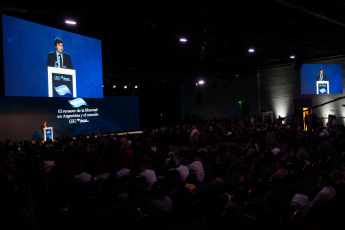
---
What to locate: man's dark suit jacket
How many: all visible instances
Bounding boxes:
[46,52,73,69]
[316,74,327,81]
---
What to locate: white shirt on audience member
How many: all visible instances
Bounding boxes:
[176,164,189,181]
[188,160,204,182]
[117,168,130,178]
[140,169,157,190]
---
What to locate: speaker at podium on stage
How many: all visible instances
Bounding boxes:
[41,121,53,141]
[46,37,76,98]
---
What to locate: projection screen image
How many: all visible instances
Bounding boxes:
[2,14,103,98]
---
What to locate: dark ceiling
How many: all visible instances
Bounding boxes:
[2,0,345,85]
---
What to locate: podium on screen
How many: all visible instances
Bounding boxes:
[316,81,329,94]
[47,66,76,97]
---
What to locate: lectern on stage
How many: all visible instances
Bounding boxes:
[47,66,76,97]
[43,127,53,141]
[316,81,329,94]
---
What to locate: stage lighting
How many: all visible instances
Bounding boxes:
[278,115,285,122]
[124,85,128,89]
[248,48,255,53]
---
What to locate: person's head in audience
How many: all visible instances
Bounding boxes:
[178,157,187,166]
[212,177,224,188]
[156,184,169,199]
[167,151,178,163]
[330,169,343,183]
[168,159,177,169]
[263,190,281,209]
[117,192,130,205]
[221,201,239,218]
[318,173,333,188]
[139,161,149,172]
[206,145,213,152]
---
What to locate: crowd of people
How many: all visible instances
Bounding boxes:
[1,114,345,229]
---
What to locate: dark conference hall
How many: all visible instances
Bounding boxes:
[1,1,345,229]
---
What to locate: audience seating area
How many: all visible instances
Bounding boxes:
[1,116,345,230]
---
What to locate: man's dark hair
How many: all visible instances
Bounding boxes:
[54,37,63,47]
[320,173,332,185]
[168,159,176,168]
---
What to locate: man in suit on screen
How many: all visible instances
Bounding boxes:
[46,37,73,70]
[316,68,327,81]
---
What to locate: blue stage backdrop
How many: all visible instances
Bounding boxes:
[300,63,343,95]
[2,14,103,98]
[0,96,140,142]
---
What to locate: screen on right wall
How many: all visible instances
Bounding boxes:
[300,63,343,95]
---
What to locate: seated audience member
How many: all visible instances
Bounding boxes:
[49,186,89,230]
[176,158,189,182]
[200,177,230,214]
[219,201,253,229]
[254,190,285,229]
[165,151,178,166]
[246,138,260,153]
[271,159,290,185]
[93,169,110,183]
[329,169,345,205]
[308,173,337,212]
[280,185,310,219]
[185,173,198,193]
[73,161,92,184]
[139,162,157,190]
[222,144,240,170]
[148,184,173,228]
[188,156,205,182]
[294,147,311,172]
[163,159,181,190]
[270,143,281,159]
[108,192,140,230]
[304,173,338,229]
[116,161,131,179]
[170,178,194,222]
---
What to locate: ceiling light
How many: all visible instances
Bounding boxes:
[290,55,296,59]
[134,85,138,89]
[248,48,255,53]
[112,85,116,88]
[179,37,188,43]
[124,85,128,89]
[65,20,77,25]
[198,80,205,85]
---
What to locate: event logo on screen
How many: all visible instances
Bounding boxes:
[54,85,72,96]
[68,98,88,108]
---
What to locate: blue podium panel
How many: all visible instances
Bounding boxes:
[44,127,53,141]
